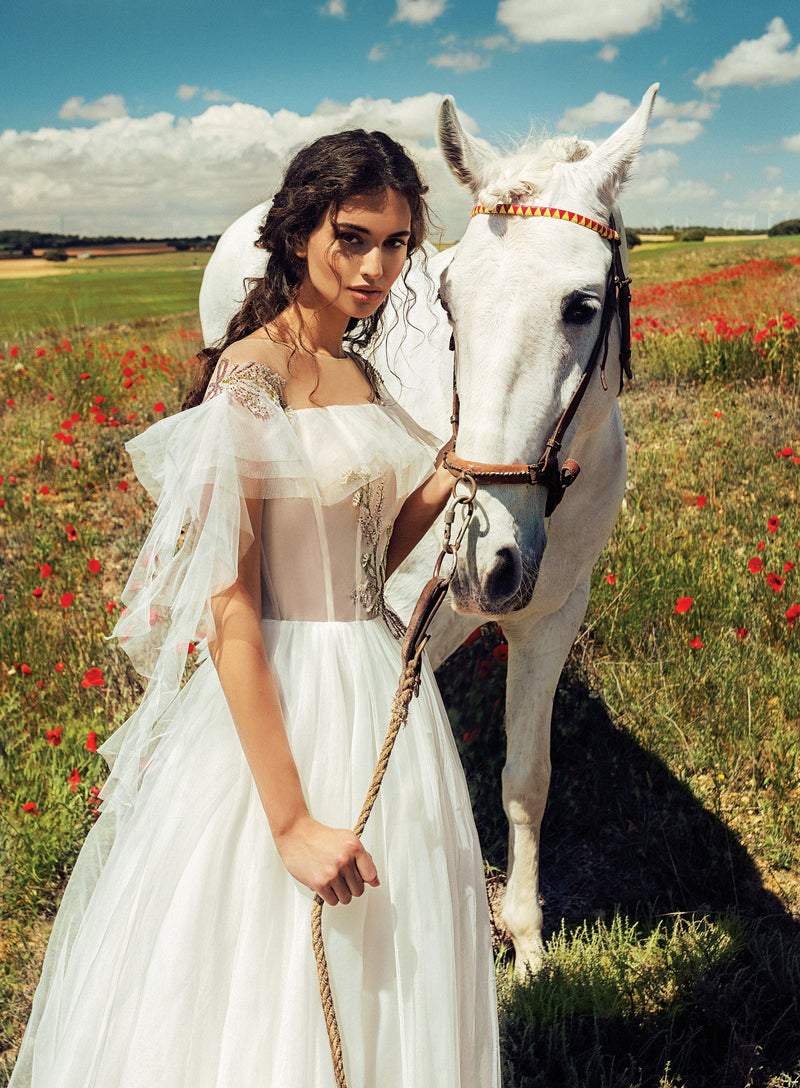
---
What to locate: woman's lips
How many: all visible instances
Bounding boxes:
[348,285,383,302]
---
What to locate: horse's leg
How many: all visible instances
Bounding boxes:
[501,574,591,973]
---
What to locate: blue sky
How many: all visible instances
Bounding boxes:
[3,0,800,237]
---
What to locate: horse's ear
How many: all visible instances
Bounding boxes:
[581,83,659,207]
[437,96,494,197]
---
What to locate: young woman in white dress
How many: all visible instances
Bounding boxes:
[11,129,500,1087]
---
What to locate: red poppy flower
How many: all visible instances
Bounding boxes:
[32,586,43,598]
[766,572,785,593]
[712,410,722,418]
[21,663,32,675]
[786,604,800,626]
[606,574,616,585]
[748,557,764,573]
[767,517,780,533]
[778,446,794,458]
[674,596,694,614]
[10,346,19,357]
[40,563,53,577]
[38,485,50,495]
[757,541,765,551]
[106,600,116,612]
[688,636,705,648]
[67,768,81,791]
[81,667,104,688]
[696,494,707,508]
[60,592,74,608]
[65,524,78,540]
[46,726,63,746]
[21,801,39,814]
[462,728,481,744]
[55,660,65,673]
[492,644,509,664]
[71,460,80,469]
[87,558,101,573]
[735,627,749,640]
[785,562,796,573]
[118,480,129,492]
[86,731,99,752]
[153,402,165,413]
[188,641,196,653]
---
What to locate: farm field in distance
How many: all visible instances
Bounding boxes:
[1,236,799,1087]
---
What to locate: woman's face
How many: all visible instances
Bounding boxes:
[296,189,412,325]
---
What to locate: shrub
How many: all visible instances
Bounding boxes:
[625,228,642,249]
[677,228,706,243]
[42,249,68,262]
[768,218,800,237]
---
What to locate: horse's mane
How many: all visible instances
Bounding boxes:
[475,133,598,208]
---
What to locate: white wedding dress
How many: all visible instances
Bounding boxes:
[10,357,500,1087]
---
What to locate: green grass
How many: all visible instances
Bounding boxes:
[0,252,210,341]
[2,238,800,1086]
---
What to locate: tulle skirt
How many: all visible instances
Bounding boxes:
[11,618,500,1087]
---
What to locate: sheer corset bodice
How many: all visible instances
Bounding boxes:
[260,405,403,623]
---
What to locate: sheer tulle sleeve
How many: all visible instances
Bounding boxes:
[99,366,310,817]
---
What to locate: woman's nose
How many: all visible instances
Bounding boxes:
[361,245,383,279]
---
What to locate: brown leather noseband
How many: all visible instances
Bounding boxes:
[441,210,632,517]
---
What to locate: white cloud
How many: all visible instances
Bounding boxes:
[428,51,490,73]
[596,44,619,62]
[619,148,717,223]
[695,17,800,89]
[202,89,236,103]
[497,0,685,43]
[648,118,704,144]
[477,34,512,50]
[763,165,783,180]
[557,92,713,147]
[177,85,200,101]
[783,133,800,152]
[320,0,346,16]
[393,0,447,25]
[0,95,479,237]
[368,43,387,61]
[177,85,234,104]
[58,94,127,121]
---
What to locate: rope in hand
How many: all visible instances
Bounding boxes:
[310,473,476,1088]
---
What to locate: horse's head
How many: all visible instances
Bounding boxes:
[437,85,658,616]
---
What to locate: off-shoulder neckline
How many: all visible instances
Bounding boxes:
[222,354,384,412]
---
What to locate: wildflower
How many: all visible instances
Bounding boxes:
[86,731,99,752]
[778,446,794,458]
[784,562,796,573]
[188,641,196,653]
[81,667,104,688]
[748,557,764,573]
[606,574,616,585]
[40,563,53,577]
[87,558,101,574]
[38,485,50,495]
[118,480,129,492]
[712,410,722,418]
[757,541,766,551]
[736,627,749,640]
[688,637,705,648]
[71,460,80,469]
[46,726,63,746]
[767,517,780,533]
[60,592,74,608]
[55,660,65,673]
[21,663,32,675]
[106,600,116,613]
[32,587,43,598]
[786,604,800,626]
[674,596,694,614]
[766,573,785,593]
[67,768,81,792]
[696,494,707,508]
[65,524,78,540]
[21,801,39,815]
[153,402,165,413]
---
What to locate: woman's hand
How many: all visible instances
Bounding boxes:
[274,814,380,906]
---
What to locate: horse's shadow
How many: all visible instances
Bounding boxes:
[437,647,800,1088]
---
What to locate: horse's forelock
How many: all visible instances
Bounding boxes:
[475,134,597,208]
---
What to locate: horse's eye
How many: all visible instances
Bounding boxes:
[562,295,599,326]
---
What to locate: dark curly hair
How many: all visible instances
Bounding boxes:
[183,129,431,409]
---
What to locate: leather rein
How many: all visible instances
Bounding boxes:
[441,206,633,517]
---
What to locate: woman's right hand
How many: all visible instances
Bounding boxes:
[274,814,380,906]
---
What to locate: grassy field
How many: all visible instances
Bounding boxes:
[1,238,799,1086]
[0,252,210,342]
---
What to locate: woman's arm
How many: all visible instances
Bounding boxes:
[210,496,379,906]
[386,462,453,579]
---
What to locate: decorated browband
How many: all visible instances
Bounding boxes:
[471,204,620,243]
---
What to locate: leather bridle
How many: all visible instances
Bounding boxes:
[440,207,633,517]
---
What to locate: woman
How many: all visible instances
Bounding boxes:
[11,129,500,1087]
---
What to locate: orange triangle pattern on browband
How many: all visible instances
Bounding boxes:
[471,204,620,242]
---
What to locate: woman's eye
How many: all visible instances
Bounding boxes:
[562,295,599,326]
[385,238,408,250]
[337,232,363,246]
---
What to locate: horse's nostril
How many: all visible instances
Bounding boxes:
[484,547,520,602]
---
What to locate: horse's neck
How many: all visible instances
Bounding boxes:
[368,247,456,441]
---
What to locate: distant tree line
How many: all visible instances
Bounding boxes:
[0,230,220,256]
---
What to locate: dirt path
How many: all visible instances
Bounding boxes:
[0,259,71,280]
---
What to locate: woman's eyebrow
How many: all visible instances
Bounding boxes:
[336,221,412,238]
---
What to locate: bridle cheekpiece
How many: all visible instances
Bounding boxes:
[441,204,632,517]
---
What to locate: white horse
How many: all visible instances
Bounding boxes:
[199,84,658,971]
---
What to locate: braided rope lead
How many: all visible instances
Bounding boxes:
[310,653,424,1088]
